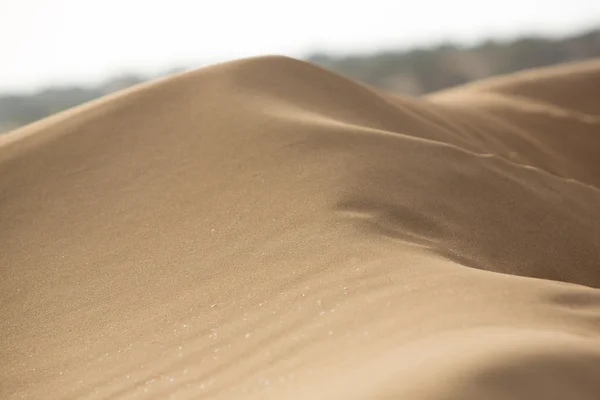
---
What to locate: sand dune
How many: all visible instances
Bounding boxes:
[1,56,600,399]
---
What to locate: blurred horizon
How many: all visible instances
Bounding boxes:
[2,25,600,135]
[2,23,600,97]
[2,0,600,93]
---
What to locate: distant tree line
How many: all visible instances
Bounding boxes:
[0,75,145,133]
[307,28,600,94]
[1,28,599,134]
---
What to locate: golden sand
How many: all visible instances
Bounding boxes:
[2,56,600,399]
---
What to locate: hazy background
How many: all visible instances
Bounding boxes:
[1,0,599,133]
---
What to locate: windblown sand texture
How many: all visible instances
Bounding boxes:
[2,56,600,399]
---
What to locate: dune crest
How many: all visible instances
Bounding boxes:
[2,56,600,399]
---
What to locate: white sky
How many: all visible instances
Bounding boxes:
[1,0,599,92]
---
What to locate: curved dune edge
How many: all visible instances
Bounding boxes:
[1,56,600,399]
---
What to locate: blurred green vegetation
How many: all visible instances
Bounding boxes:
[307,29,600,94]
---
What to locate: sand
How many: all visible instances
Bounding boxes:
[1,56,600,399]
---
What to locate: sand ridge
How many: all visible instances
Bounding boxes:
[1,56,600,399]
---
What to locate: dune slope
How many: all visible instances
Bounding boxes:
[1,56,600,399]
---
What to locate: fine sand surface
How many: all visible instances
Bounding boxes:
[2,56,600,399]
